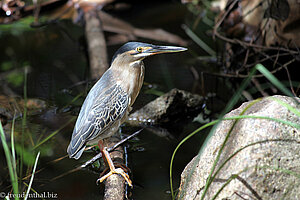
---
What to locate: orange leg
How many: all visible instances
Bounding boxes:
[97,140,132,187]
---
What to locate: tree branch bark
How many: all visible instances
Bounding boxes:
[84,9,109,79]
[103,136,126,200]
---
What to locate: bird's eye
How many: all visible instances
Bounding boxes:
[136,47,143,53]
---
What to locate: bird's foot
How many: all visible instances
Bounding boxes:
[96,167,133,187]
[100,163,131,177]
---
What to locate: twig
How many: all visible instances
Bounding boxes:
[283,60,297,96]
[213,0,239,40]
[242,36,254,68]
[251,77,269,97]
[40,129,143,184]
[80,129,143,168]
[214,30,298,54]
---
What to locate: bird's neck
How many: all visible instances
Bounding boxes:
[111,60,145,106]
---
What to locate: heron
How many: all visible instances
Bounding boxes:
[67,41,187,186]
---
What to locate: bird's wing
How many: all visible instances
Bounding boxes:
[67,81,129,159]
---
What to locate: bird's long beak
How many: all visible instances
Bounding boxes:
[146,45,187,55]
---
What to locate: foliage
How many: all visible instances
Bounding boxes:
[0,68,65,199]
[0,17,35,36]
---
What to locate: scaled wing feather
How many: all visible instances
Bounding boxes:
[67,75,129,159]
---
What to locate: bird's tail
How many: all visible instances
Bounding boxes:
[67,144,85,160]
[67,134,86,160]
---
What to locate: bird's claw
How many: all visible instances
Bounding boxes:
[96,167,133,187]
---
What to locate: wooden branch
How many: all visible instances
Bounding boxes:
[84,9,109,79]
[103,136,125,200]
[99,10,187,46]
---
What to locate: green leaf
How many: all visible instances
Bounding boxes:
[1,62,13,71]
[6,71,24,87]
[15,144,36,166]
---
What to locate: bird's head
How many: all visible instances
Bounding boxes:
[111,42,187,66]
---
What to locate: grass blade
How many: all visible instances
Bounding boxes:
[0,122,19,200]
[33,117,75,149]
[10,112,19,194]
[20,67,29,185]
[24,151,40,200]
[182,24,216,57]
[256,64,294,97]
[270,97,300,117]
